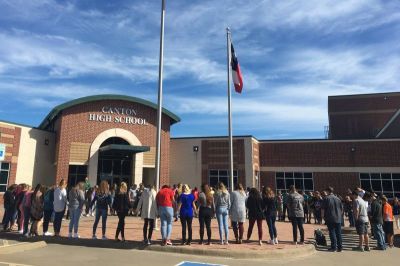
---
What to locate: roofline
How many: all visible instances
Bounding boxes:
[171,135,257,140]
[258,138,400,143]
[0,119,35,129]
[38,94,181,129]
[328,91,400,99]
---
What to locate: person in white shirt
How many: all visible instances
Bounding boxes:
[53,179,68,237]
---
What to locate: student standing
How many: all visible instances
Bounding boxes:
[321,187,343,252]
[351,190,370,251]
[369,193,386,250]
[262,187,278,245]
[22,186,33,237]
[113,182,130,242]
[287,185,305,245]
[197,184,214,245]
[53,179,68,237]
[178,184,196,245]
[156,185,175,246]
[91,180,112,240]
[230,184,246,244]
[2,184,17,231]
[392,197,400,230]
[43,185,54,236]
[246,188,264,245]
[30,184,44,237]
[214,182,231,245]
[137,185,157,245]
[68,182,85,238]
[382,196,394,248]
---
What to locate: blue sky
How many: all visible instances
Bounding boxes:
[0,0,399,139]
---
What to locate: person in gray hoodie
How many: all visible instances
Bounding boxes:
[287,185,305,244]
[68,182,85,238]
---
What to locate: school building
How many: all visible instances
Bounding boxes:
[1,92,400,197]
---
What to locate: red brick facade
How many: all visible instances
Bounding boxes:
[201,139,246,186]
[48,100,172,186]
[259,140,400,167]
[0,124,21,186]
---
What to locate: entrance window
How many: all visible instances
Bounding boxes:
[68,165,87,188]
[0,162,10,192]
[209,169,238,190]
[97,137,133,187]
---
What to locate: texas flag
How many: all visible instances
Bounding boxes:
[231,43,243,93]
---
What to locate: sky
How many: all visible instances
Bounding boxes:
[0,0,399,139]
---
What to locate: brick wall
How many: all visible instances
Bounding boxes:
[0,123,21,186]
[259,140,400,167]
[50,100,171,185]
[201,139,246,186]
[313,172,359,196]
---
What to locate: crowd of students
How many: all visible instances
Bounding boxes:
[1,179,399,250]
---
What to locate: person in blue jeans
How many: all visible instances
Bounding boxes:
[156,185,175,246]
[321,187,343,252]
[91,181,112,240]
[214,182,231,245]
[262,187,278,245]
[68,182,85,238]
[43,186,54,236]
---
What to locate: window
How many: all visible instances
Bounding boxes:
[68,165,88,187]
[359,173,400,199]
[275,172,314,193]
[0,162,10,192]
[209,169,238,190]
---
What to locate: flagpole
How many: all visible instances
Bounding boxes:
[226,27,234,192]
[155,0,166,192]
[154,0,166,230]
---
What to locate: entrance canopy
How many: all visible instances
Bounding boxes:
[99,144,150,154]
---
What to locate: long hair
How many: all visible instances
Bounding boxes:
[262,186,275,198]
[201,183,213,206]
[249,187,261,200]
[99,180,109,194]
[59,179,67,189]
[119,182,128,194]
[235,183,245,196]
[31,184,43,203]
[218,182,228,194]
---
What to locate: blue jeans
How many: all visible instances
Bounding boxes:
[373,223,386,249]
[43,209,53,233]
[266,215,277,240]
[216,207,229,241]
[327,222,342,250]
[3,208,16,230]
[53,211,64,234]
[93,208,108,236]
[159,206,173,240]
[69,208,82,234]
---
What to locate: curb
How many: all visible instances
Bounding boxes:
[145,244,315,259]
[0,241,47,255]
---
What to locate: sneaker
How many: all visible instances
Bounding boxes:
[44,231,53,236]
[23,233,30,238]
[143,239,148,245]
[352,246,364,252]
[166,240,172,246]
[73,233,80,239]
[220,240,224,245]
[147,239,151,245]
[259,240,263,246]
[274,238,279,244]
[92,235,97,240]
[102,236,108,240]
[328,248,337,252]
[18,230,23,234]
[68,233,73,238]
[268,239,275,245]
[364,246,370,252]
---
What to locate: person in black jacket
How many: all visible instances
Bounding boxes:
[113,182,130,242]
[3,184,17,231]
[246,187,265,245]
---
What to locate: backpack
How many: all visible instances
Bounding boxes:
[314,229,327,246]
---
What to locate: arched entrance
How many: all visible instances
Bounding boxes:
[97,137,133,187]
[88,128,147,186]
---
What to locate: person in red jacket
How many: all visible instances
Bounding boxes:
[156,185,175,246]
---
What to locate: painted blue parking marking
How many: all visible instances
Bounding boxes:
[176,262,226,266]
